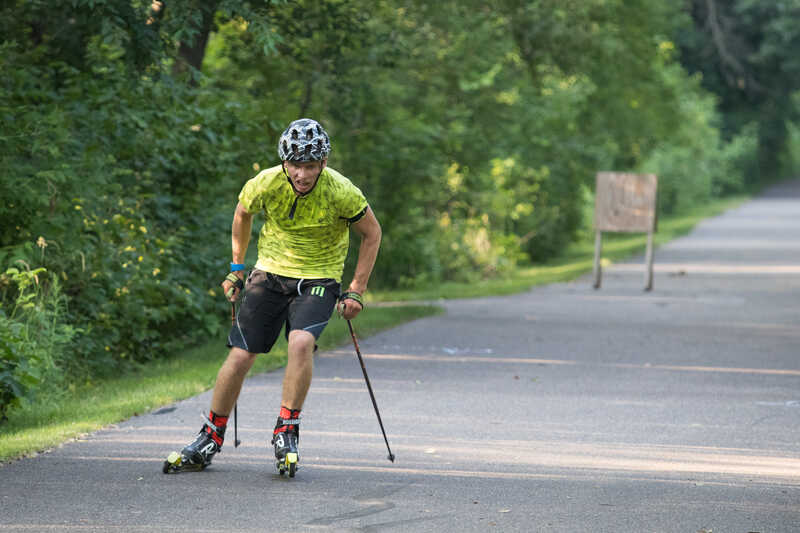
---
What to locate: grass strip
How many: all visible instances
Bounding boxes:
[0,305,440,462]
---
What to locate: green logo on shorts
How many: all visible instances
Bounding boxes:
[310,286,325,298]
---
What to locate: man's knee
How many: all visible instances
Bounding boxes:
[227,347,257,369]
[288,330,316,357]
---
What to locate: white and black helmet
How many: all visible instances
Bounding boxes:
[277,118,331,162]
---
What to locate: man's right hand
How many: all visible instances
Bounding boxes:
[222,272,245,302]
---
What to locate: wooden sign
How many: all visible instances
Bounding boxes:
[593,172,658,291]
[594,172,657,232]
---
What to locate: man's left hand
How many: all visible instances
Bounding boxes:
[338,291,364,320]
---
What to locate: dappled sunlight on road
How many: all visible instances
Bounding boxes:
[68,435,800,484]
[660,239,800,250]
[322,350,577,366]
[610,263,800,274]
[323,350,800,377]
[80,424,800,484]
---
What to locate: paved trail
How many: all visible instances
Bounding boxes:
[2,182,800,532]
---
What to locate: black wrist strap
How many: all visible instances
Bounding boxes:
[339,291,364,308]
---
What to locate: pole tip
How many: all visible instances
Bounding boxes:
[388,453,395,463]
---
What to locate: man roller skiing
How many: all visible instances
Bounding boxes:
[163,118,381,476]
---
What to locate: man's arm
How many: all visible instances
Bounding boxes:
[222,202,254,301]
[340,206,381,319]
[231,202,253,266]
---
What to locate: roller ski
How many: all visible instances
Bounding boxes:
[272,413,300,477]
[163,414,226,474]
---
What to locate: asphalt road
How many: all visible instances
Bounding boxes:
[2,182,800,532]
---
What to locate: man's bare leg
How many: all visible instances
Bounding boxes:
[164,347,257,472]
[271,330,315,474]
[281,330,316,409]
[210,347,258,416]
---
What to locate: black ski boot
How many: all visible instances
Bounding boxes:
[271,416,300,477]
[163,421,225,474]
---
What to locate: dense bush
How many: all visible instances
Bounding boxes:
[0,39,250,383]
[0,267,76,419]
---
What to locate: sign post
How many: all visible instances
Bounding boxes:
[593,172,658,291]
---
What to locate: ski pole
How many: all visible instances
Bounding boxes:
[231,301,241,448]
[234,404,240,447]
[347,319,395,463]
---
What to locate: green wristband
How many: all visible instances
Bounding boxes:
[224,272,244,298]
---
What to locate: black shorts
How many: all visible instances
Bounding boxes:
[227,270,340,354]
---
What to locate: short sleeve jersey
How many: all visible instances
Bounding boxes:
[238,165,368,282]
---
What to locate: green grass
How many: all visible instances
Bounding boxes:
[0,305,440,462]
[0,195,747,463]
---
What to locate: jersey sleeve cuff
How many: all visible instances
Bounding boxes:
[344,206,368,223]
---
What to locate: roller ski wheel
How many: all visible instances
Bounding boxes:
[162,451,205,474]
[272,415,300,478]
[162,423,223,474]
[277,452,299,478]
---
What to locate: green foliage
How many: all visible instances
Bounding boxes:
[0,310,39,421]
[679,0,800,180]
[637,66,758,214]
[0,266,76,419]
[0,17,253,386]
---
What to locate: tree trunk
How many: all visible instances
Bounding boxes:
[173,1,220,83]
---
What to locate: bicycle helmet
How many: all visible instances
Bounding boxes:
[277,118,331,162]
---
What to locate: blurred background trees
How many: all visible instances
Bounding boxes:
[679,0,800,184]
[2,0,798,416]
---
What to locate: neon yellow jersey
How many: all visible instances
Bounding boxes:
[238,165,368,282]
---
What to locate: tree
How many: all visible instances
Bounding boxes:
[679,0,800,181]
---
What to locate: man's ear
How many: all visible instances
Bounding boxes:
[320,158,328,171]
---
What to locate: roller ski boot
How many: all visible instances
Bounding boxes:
[163,415,226,474]
[272,414,300,477]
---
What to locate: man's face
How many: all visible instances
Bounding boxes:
[284,159,326,195]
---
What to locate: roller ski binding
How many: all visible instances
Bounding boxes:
[162,419,224,474]
[272,415,300,478]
